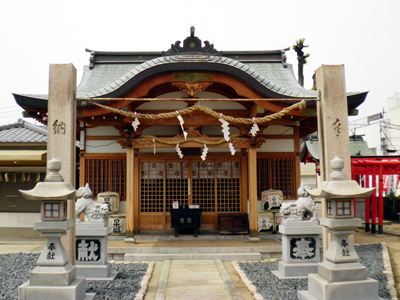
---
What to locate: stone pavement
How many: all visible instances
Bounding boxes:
[3,224,400,299]
[153,259,244,300]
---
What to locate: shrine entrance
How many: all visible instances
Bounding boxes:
[138,157,241,231]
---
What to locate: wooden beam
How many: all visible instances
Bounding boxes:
[135,109,250,116]
[86,136,121,140]
[83,97,316,102]
[255,100,316,116]
[135,116,300,127]
[133,137,251,149]
[248,104,261,118]
[262,135,295,140]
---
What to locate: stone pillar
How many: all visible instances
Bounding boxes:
[47,63,77,264]
[248,146,259,239]
[125,146,135,243]
[316,65,351,179]
[316,65,351,252]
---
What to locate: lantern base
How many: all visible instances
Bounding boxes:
[19,277,95,300]
[298,273,384,300]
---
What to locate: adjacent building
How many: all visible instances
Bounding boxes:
[0,119,46,238]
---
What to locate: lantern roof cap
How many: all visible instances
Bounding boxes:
[19,157,77,201]
[307,156,374,198]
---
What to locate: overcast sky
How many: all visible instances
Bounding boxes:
[1,0,399,126]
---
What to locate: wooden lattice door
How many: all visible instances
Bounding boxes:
[139,158,241,230]
[165,162,189,211]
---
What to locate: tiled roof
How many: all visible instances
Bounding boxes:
[75,55,317,100]
[0,119,47,143]
[301,135,376,162]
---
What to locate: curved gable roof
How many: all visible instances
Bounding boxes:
[76,54,317,100]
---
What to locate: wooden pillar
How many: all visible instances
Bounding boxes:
[241,150,248,214]
[79,152,85,187]
[134,149,139,231]
[371,175,377,234]
[294,127,301,190]
[316,65,351,253]
[125,146,135,243]
[378,166,384,235]
[352,172,357,218]
[47,63,77,264]
[248,146,258,238]
[365,174,370,232]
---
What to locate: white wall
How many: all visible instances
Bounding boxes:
[85,140,126,154]
[0,212,40,228]
[263,126,294,135]
[387,108,400,153]
[142,126,180,136]
[300,163,318,190]
[85,126,125,154]
[86,126,120,136]
[259,139,294,152]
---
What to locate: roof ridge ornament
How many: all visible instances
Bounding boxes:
[162,26,222,56]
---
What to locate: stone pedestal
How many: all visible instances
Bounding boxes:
[272,220,322,278]
[18,220,95,300]
[75,223,117,280]
[298,219,383,300]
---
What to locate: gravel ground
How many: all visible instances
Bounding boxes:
[239,243,391,300]
[0,252,148,300]
[0,244,392,300]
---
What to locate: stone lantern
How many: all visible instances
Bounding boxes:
[18,157,94,300]
[298,156,383,300]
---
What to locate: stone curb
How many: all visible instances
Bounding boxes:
[380,242,399,300]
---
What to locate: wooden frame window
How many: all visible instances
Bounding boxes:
[216,161,240,213]
[327,200,333,215]
[192,161,215,212]
[141,162,165,213]
[256,153,297,199]
[336,201,352,216]
[44,203,60,219]
[84,155,126,201]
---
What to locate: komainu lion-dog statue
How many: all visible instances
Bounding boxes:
[280,183,319,221]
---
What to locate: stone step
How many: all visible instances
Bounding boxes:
[124,252,262,262]
[110,245,280,254]
[108,245,281,260]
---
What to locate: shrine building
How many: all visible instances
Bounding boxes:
[12,28,367,237]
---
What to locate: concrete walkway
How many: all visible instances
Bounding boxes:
[154,259,243,300]
[0,238,45,254]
